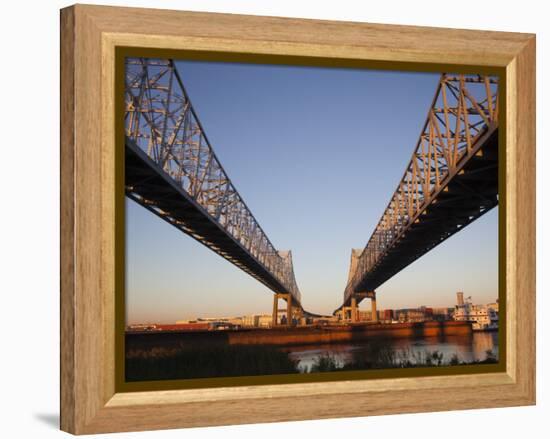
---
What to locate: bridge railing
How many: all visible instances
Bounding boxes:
[125,58,301,303]
[344,74,499,303]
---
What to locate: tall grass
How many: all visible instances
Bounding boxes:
[126,344,299,381]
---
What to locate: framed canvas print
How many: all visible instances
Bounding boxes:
[60,4,536,434]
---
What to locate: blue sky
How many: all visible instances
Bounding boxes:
[126,60,498,324]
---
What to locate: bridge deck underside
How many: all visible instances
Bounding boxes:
[125,140,296,301]
[349,128,499,304]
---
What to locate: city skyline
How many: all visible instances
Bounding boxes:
[126,60,498,324]
[127,280,497,323]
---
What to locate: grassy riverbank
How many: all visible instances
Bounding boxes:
[126,339,498,381]
[126,344,299,381]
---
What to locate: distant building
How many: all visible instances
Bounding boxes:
[419,306,434,320]
[227,317,244,327]
[406,309,425,323]
[242,314,261,327]
[258,315,273,327]
[431,307,452,321]
[358,310,372,321]
[241,314,273,328]
[381,309,394,322]
[453,293,498,331]
[158,323,210,331]
[175,317,242,330]
[394,308,426,323]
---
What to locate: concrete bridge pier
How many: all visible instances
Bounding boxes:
[286,294,293,326]
[366,291,378,323]
[351,296,358,323]
[272,293,278,327]
[343,291,377,323]
[294,306,305,325]
[340,306,352,322]
[272,293,294,327]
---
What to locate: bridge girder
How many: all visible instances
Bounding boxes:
[125,58,302,305]
[339,73,499,310]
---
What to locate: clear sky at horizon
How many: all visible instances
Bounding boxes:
[126,60,498,324]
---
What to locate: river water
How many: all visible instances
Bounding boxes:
[281,331,499,371]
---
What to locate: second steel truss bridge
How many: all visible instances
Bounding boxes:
[125,58,305,322]
[337,74,499,322]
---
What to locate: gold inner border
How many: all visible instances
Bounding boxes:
[115,47,507,393]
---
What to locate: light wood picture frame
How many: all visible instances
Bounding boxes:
[60,4,536,434]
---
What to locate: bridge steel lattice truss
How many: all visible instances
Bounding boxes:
[338,74,499,318]
[124,58,303,313]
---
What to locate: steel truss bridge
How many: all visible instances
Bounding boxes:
[337,74,499,322]
[124,58,305,321]
[125,59,499,325]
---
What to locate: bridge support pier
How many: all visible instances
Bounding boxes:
[366,291,378,323]
[286,294,293,326]
[272,293,294,327]
[294,307,305,325]
[351,296,357,323]
[272,294,279,327]
[347,291,377,323]
[341,305,354,322]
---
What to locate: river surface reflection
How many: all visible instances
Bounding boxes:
[280,331,499,371]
